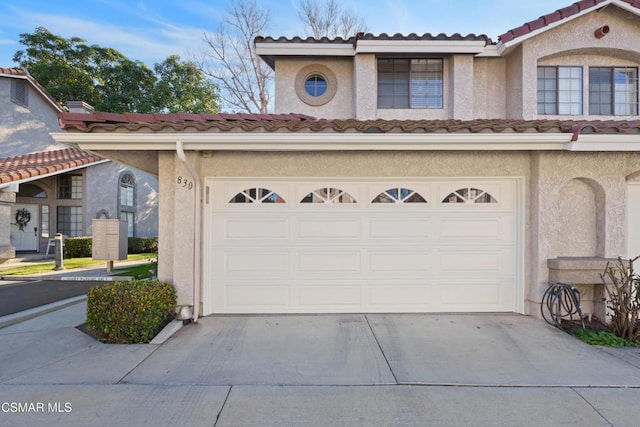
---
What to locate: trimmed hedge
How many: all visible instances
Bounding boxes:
[62,236,158,258]
[64,237,92,258]
[86,280,176,344]
[128,237,158,254]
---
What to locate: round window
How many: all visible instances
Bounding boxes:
[304,74,328,97]
[295,64,337,106]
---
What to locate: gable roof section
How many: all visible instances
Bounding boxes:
[0,147,105,185]
[0,67,64,113]
[498,0,640,46]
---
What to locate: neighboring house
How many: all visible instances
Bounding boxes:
[56,0,640,321]
[0,68,158,261]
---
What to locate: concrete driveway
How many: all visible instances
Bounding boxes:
[1,304,640,426]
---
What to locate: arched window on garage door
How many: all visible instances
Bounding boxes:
[442,187,497,204]
[372,188,427,203]
[301,187,357,204]
[229,188,285,203]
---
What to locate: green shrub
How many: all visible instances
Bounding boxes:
[128,237,158,254]
[64,236,92,258]
[86,280,176,344]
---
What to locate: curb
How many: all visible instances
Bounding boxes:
[0,275,134,282]
[0,295,87,329]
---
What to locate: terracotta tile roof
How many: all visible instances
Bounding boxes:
[59,111,317,132]
[0,67,64,112]
[256,32,493,46]
[58,112,640,137]
[498,0,640,44]
[0,147,104,185]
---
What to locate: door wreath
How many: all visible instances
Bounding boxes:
[14,208,31,231]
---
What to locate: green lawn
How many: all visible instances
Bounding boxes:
[0,253,155,276]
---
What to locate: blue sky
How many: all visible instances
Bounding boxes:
[0,0,565,67]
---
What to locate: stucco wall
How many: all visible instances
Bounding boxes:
[473,57,507,119]
[519,5,640,120]
[0,191,16,260]
[0,78,61,156]
[158,151,196,306]
[155,148,640,317]
[275,57,354,118]
[529,151,640,313]
[85,162,158,237]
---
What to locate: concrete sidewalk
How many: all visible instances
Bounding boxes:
[1,304,639,426]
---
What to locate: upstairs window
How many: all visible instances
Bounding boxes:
[537,66,583,115]
[378,58,443,109]
[57,174,83,200]
[304,74,328,97]
[589,67,638,115]
[11,80,28,107]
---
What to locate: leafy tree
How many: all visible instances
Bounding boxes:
[13,27,98,104]
[153,55,219,113]
[13,27,219,113]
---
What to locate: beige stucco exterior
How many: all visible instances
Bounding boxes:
[60,1,640,319]
[153,148,640,315]
[271,6,640,123]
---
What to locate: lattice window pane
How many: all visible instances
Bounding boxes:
[229,188,285,204]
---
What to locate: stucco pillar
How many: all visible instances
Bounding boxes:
[353,54,377,119]
[451,55,474,120]
[158,152,197,306]
[0,190,16,261]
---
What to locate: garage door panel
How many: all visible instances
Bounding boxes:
[369,251,434,273]
[438,249,513,275]
[226,285,290,307]
[297,217,361,239]
[368,284,436,306]
[438,281,509,307]
[297,251,362,273]
[224,251,290,273]
[205,179,520,314]
[298,286,362,306]
[369,218,432,239]
[225,217,290,239]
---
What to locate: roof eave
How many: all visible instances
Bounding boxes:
[52,131,579,151]
[496,0,640,55]
[0,158,110,189]
[355,40,488,54]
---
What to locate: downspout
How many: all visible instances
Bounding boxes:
[176,141,201,323]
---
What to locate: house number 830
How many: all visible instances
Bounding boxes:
[176,176,194,190]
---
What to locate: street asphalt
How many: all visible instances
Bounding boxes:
[1,298,639,426]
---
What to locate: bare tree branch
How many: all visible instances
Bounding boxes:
[196,0,272,113]
[297,0,367,39]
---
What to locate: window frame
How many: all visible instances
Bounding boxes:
[537,65,583,115]
[377,57,444,109]
[57,174,83,200]
[589,66,638,116]
[118,172,136,237]
[11,80,28,107]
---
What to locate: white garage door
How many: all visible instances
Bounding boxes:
[203,178,521,314]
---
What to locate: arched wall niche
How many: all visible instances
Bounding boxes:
[555,177,605,257]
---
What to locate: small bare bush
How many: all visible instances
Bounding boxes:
[600,257,640,342]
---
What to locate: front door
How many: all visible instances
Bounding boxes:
[10,204,39,251]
